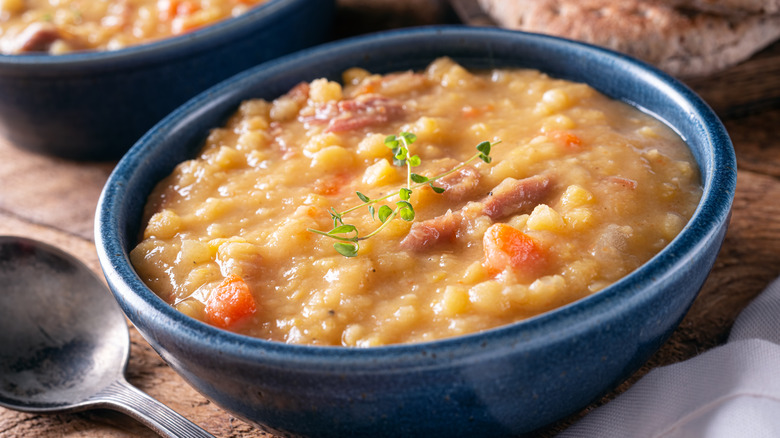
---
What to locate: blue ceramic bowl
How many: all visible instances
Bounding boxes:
[0,0,333,161]
[96,27,736,437]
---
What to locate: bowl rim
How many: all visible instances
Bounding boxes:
[96,25,736,371]
[0,0,309,71]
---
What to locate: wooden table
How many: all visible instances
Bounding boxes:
[2,2,780,436]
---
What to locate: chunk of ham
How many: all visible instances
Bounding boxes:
[284,82,311,105]
[426,158,482,202]
[482,174,552,220]
[400,209,463,251]
[10,23,62,54]
[271,82,310,122]
[401,174,554,252]
[302,94,405,133]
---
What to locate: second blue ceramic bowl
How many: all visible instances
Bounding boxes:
[96,27,736,437]
[0,0,334,160]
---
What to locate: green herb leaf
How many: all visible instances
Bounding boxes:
[429,183,446,194]
[329,224,358,236]
[399,132,417,144]
[334,242,358,257]
[309,132,500,257]
[476,140,491,156]
[476,140,493,163]
[410,173,428,183]
[378,205,393,222]
[384,135,399,149]
[396,201,415,221]
[329,208,344,227]
[356,191,370,203]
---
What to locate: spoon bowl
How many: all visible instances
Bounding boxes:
[0,236,213,437]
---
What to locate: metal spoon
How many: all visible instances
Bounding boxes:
[0,236,214,438]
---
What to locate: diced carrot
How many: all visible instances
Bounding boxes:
[313,178,339,196]
[157,0,175,20]
[547,131,582,149]
[483,223,546,278]
[171,17,202,35]
[462,105,478,118]
[160,0,205,35]
[158,0,199,19]
[205,275,257,329]
[461,104,494,118]
[175,0,199,16]
[353,80,377,96]
[314,173,351,196]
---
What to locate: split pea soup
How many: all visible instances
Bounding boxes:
[130,57,702,347]
[0,0,268,54]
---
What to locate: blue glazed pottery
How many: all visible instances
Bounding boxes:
[95,26,737,437]
[0,0,334,161]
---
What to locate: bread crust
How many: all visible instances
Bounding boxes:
[478,0,780,77]
[648,0,780,15]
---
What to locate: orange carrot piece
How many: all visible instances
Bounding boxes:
[461,104,494,118]
[157,0,177,20]
[354,80,377,95]
[483,223,546,277]
[461,105,479,118]
[171,18,200,35]
[175,0,199,16]
[206,275,257,329]
[314,173,352,196]
[547,131,582,149]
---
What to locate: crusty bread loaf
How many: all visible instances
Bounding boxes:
[478,0,780,77]
[649,0,780,15]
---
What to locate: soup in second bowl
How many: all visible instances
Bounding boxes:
[0,0,268,54]
[130,57,702,346]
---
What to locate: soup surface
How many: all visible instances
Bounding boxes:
[0,0,267,54]
[131,58,702,346]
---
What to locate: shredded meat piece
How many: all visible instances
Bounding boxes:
[422,158,482,201]
[285,82,311,104]
[438,165,481,201]
[302,94,405,133]
[270,82,311,122]
[400,174,554,252]
[12,23,62,53]
[400,209,463,252]
[481,174,553,220]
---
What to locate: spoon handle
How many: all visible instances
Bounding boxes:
[92,378,216,438]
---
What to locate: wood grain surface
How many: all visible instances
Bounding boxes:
[2,1,779,436]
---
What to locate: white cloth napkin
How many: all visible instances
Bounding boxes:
[559,276,780,438]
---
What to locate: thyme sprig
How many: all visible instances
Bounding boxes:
[308,132,498,257]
